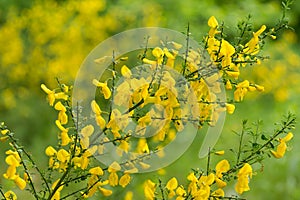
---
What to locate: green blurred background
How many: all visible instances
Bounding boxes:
[0,0,299,199]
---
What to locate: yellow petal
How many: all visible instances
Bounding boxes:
[225,103,235,114]
[1,129,9,135]
[119,173,131,187]
[45,146,57,156]
[55,120,67,132]
[108,161,121,172]
[152,47,164,58]
[57,149,70,163]
[5,155,20,166]
[215,150,225,155]
[81,125,94,137]
[41,84,52,94]
[89,166,104,176]
[121,65,132,79]
[4,190,17,200]
[283,132,293,142]
[99,187,113,196]
[54,101,66,111]
[208,16,218,28]
[14,176,26,190]
[54,92,68,101]
[166,177,178,190]
[255,84,264,92]
[108,172,119,186]
[91,100,102,115]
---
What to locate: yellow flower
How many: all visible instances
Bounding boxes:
[119,173,131,188]
[215,159,230,178]
[208,16,218,28]
[255,84,265,92]
[211,188,225,198]
[55,120,71,146]
[208,16,219,38]
[4,190,17,200]
[99,187,113,196]
[92,79,111,99]
[271,132,293,159]
[226,70,240,79]
[3,165,17,179]
[54,101,68,125]
[215,150,225,155]
[152,47,164,64]
[13,175,26,190]
[109,172,119,186]
[89,166,104,176]
[176,186,187,199]
[41,84,55,106]
[57,149,70,163]
[136,138,149,154]
[215,177,227,188]
[283,132,293,142]
[121,65,132,79]
[235,163,252,194]
[244,25,266,54]
[225,80,232,90]
[51,179,64,200]
[41,84,68,106]
[45,146,57,156]
[1,129,9,135]
[5,155,20,167]
[124,191,133,200]
[144,180,156,200]
[80,125,94,138]
[166,177,178,198]
[225,103,235,114]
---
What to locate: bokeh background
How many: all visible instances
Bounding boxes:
[0,0,299,199]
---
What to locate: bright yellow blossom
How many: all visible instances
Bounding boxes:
[121,65,132,79]
[54,101,68,125]
[271,132,293,158]
[99,187,113,196]
[119,173,131,188]
[166,177,178,198]
[235,163,253,194]
[89,166,104,176]
[225,103,235,114]
[4,190,17,200]
[92,79,111,99]
[144,179,156,200]
[13,175,26,190]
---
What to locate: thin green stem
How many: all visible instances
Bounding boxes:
[236,120,247,165]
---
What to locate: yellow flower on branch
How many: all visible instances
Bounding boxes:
[13,175,26,190]
[4,190,17,200]
[271,132,293,159]
[144,179,156,200]
[55,120,71,146]
[165,177,178,198]
[41,84,68,106]
[119,173,131,188]
[92,79,111,99]
[244,25,266,55]
[54,101,68,125]
[121,65,132,79]
[208,16,219,37]
[235,163,253,194]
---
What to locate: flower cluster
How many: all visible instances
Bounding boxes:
[143,114,295,199]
